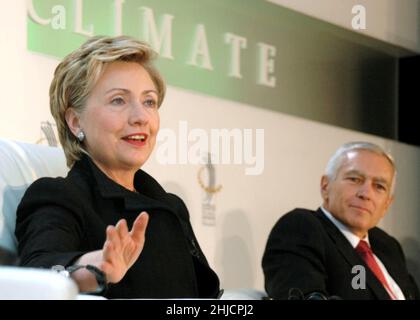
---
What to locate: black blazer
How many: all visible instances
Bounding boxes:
[15,154,220,299]
[262,208,419,300]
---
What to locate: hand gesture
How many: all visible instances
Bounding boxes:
[100,211,149,283]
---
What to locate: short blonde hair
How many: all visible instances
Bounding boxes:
[49,35,166,167]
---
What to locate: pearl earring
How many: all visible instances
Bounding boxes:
[77,131,85,142]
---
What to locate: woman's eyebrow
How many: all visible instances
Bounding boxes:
[143,89,158,95]
[105,88,130,94]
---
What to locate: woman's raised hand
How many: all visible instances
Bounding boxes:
[100,211,149,283]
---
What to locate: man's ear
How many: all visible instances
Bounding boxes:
[383,195,395,217]
[65,107,81,137]
[320,175,330,201]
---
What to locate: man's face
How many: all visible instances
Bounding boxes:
[321,150,394,238]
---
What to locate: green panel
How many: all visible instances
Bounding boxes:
[28,0,413,139]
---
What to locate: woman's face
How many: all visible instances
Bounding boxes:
[77,61,160,175]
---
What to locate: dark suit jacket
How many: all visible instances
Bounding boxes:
[15,154,220,299]
[262,208,419,300]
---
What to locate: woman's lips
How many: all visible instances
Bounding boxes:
[122,133,148,147]
[123,139,147,147]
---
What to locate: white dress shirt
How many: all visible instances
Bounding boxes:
[320,206,405,300]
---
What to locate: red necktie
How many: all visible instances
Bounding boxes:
[355,240,397,300]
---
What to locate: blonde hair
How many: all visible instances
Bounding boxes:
[49,35,166,167]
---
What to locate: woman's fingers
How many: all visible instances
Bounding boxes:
[115,219,129,243]
[102,239,114,261]
[100,214,149,284]
[106,225,121,249]
[131,212,149,243]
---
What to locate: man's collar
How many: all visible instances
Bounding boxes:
[320,206,369,248]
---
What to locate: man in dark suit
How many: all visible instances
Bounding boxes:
[262,142,419,300]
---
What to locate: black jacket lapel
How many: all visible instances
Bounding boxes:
[369,230,408,298]
[315,209,391,299]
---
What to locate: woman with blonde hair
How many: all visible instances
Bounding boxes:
[15,36,220,299]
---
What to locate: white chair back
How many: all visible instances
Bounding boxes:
[0,139,68,253]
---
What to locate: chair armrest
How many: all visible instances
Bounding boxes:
[220,288,268,300]
[0,266,78,299]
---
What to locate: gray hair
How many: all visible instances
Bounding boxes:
[324,141,397,194]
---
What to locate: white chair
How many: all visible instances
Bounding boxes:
[0,138,78,299]
[0,266,78,300]
[0,138,68,253]
[221,288,267,300]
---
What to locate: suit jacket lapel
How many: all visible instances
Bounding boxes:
[315,209,391,299]
[370,231,406,297]
[314,209,360,267]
